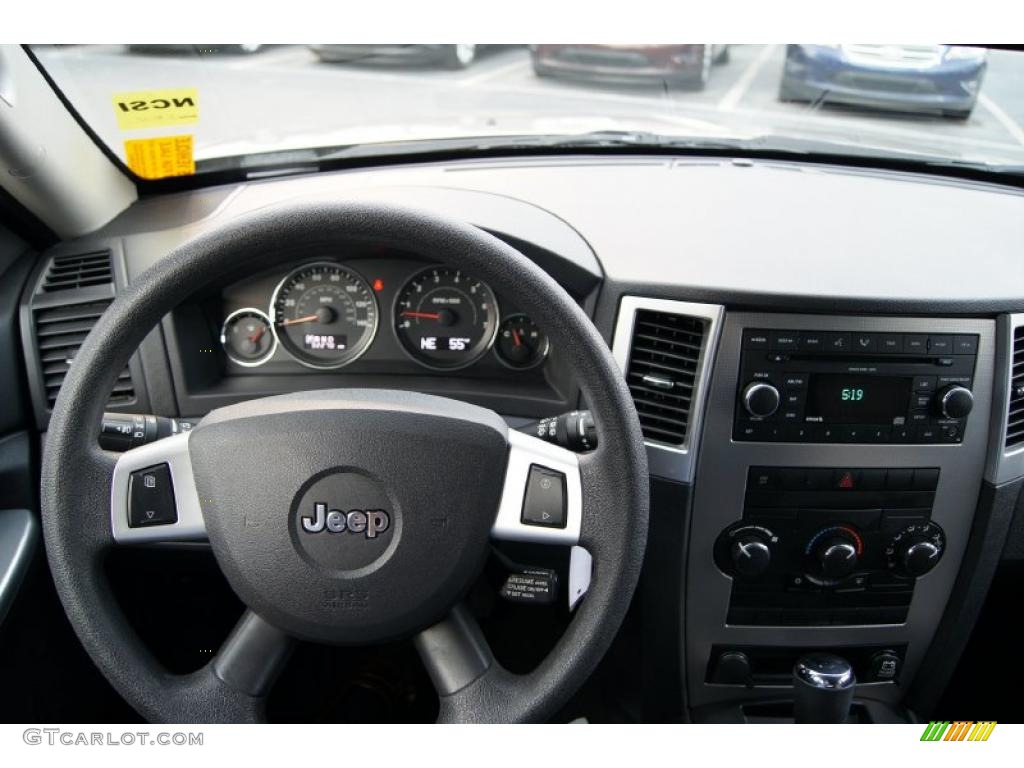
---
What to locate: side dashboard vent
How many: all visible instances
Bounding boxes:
[42,249,112,292]
[34,300,135,410]
[625,309,706,445]
[1007,325,1024,448]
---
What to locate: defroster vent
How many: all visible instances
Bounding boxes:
[41,249,113,292]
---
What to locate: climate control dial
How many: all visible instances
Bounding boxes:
[715,524,778,579]
[886,521,945,577]
[805,525,863,585]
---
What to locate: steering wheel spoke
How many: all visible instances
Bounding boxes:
[212,611,294,698]
[414,603,495,698]
[491,430,582,546]
[110,432,207,544]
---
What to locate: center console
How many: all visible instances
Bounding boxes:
[687,313,996,714]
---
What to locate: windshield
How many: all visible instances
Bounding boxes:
[28,44,1024,180]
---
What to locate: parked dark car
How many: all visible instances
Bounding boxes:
[779,44,988,119]
[309,44,481,69]
[531,44,729,89]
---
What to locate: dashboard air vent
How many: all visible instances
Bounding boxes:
[42,249,113,292]
[1007,325,1024,448]
[34,300,135,410]
[625,310,706,445]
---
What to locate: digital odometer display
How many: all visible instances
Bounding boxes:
[394,267,499,370]
[271,262,378,368]
[805,374,912,423]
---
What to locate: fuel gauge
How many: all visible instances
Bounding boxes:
[221,308,276,367]
[496,313,549,370]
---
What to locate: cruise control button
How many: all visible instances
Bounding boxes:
[521,465,567,528]
[128,464,177,528]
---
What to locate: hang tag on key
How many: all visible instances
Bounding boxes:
[500,568,558,605]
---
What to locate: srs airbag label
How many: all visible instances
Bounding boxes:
[112,88,199,130]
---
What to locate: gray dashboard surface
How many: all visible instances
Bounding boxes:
[89,156,1024,308]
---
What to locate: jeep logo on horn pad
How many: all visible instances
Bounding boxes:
[302,502,391,539]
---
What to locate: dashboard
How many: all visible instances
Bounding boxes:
[17,155,1024,723]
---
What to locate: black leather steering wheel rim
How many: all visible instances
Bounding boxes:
[40,201,649,723]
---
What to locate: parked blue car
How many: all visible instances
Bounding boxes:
[780,44,987,119]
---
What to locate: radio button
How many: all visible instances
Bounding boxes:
[954,335,978,354]
[866,426,892,443]
[891,425,913,442]
[743,330,770,349]
[770,331,800,350]
[785,424,816,442]
[904,334,928,354]
[826,332,851,352]
[879,334,903,353]
[784,373,808,389]
[852,333,877,352]
[799,333,826,352]
[912,376,937,393]
[927,335,953,354]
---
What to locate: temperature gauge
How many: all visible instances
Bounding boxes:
[221,308,276,367]
[496,314,549,370]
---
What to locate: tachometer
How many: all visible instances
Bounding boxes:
[394,267,499,370]
[271,262,378,369]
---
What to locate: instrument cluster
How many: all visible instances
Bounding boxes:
[219,260,550,373]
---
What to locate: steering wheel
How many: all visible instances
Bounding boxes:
[40,202,649,723]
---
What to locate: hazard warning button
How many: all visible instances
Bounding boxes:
[832,469,860,490]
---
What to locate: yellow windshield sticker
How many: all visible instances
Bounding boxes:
[124,135,195,179]
[112,88,199,130]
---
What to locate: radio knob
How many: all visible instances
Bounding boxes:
[730,534,772,577]
[742,382,780,418]
[937,385,974,419]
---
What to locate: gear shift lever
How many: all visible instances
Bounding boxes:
[793,653,855,723]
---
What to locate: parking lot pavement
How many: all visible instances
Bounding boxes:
[32,44,1024,168]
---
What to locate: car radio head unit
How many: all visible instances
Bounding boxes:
[733,329,978,444]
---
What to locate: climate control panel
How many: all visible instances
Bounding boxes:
[714,466,945,626]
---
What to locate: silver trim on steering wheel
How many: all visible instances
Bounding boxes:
[491,430,582,546]
[110,432,207,543]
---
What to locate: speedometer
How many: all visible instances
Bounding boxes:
[270,262,378,369]
[394,267,499,370]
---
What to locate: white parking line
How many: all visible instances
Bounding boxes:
[456,57,532,88]
[978,93,1024,147]
[717,44,778,112]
